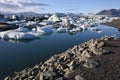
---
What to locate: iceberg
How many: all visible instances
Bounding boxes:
[90,28,101,31]
[36,25,53,34]
[68,27,82,33]
[48,14,60,22]
[57,27,67,33]
[97,31,102,34]
[0,28,39,40]
[39,20,52,26]
[7,20,25,25]
[25,21,41,28]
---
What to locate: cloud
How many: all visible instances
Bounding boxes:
[0,0,48,13]
[20,1,48,6]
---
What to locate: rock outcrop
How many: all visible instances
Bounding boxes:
[0,22,18,31]
[96,9,120,17]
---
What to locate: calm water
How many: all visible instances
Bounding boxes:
[0,25,120,79]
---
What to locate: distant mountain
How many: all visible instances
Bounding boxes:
[55,13,95,17]
[1,12,95,17]
[3,12,50,17]
[15,12,40,16]
[96,9,120,17]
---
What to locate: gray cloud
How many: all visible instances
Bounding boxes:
[20,1,48,6]
[0,3,22,9]
[0,0,48,13]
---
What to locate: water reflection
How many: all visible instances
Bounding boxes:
[0,38,40,44]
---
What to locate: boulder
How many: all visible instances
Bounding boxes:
[39,72,43,80]
[92,48,104,55]
[97,41,104,48]
[43,71,56,80]
[81,50,92,58]
[4,76,11,80]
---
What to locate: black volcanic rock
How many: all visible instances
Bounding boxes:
[0,22,19,31]
[96,9,120,17]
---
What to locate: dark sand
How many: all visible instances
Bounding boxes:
[75,40,120,80]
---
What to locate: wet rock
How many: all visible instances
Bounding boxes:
[79,47,84,51]
[59,53,71,61]
[72,63,81,70]
[92,48,104,55]
[67,61,75,67]
[20,74,28,80]
[78,56,89,62]
[28,76,34,79]
[102,36,118,40]
[81,50,92,58]
[43,71,56,80]
[97,41,104,48]
[71,45,78,51]
[89,42,97,49]
[13,75,19,80]
[56,77,64,80]
[56,64,64,71]
[75,75,84,80]
[75,50,81,57]
[30,66,39,77]
[4,76,11,80]
[39,72,43,80]
[64,70,74,78]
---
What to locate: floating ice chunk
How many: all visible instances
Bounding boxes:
[0,28,39,40]
[39,20,51,25]
[7,20,25,25]
[90,28,101,31]
[80,25,86,30]
[97,31,102,34]
[57,27,67,33]
[14,27,30,32]
[36,25,53,34]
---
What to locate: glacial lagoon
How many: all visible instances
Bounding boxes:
[0,25,120,79]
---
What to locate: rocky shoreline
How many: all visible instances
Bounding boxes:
[4,36,119,80]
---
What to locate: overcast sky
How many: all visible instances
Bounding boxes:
[0,0,120,13]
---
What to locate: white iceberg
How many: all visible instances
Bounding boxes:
[36,25,53,34]
[57,27,67,33]
[48,14,60,22]
[0,28,39,40]
[68,27,82,33]
[97,31,102,34]
[90,28,101,31]
[39,20,52,26]
[25,21,41,29]
[7,20,25,25]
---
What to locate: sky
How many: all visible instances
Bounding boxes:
[0,0,120,13]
